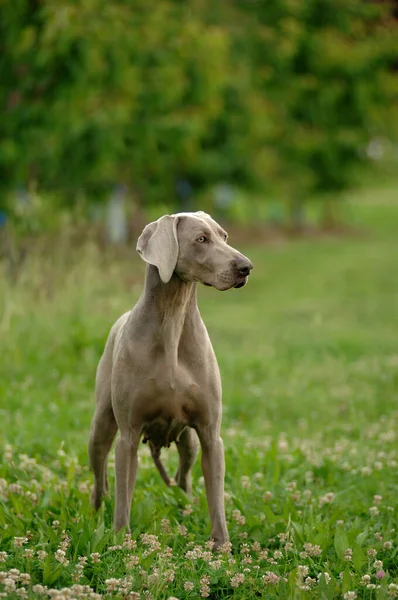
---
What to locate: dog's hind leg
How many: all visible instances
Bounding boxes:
[175,427,199,495]
[89,387,118,510]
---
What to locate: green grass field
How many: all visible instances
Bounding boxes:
[1,184,398,599]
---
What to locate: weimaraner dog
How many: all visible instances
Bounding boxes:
[89,211,253,548]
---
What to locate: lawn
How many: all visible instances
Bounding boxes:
[0,184,398,599]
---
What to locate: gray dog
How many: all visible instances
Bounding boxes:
[89,211,253,548]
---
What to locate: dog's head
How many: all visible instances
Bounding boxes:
[137,211,253,291]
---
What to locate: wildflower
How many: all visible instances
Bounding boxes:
[263,571,280,585]
[361,574,371,584]
[183,505,193,516]
[141,534,161,553]
[54,549,69,566]
[8,483,24,495]
[8,569,20,579]
[343,593,357,599]
[304,543,322,557]
[319,492,335,505]
[161,546,173,559]
[273,550,283,560]
[32,585,47,594]
[285,542,294,552]
[0,553,6,563]
[376,570,385,579]
[263,491,273,501]
[367,583,377,590]
[148,572,159,586]
[184,582,194,591]
[125,555,139,569]
[161,518,171,533]
[361,467,372,476]
[374,560,383,570]
[178,524,188,536]
[344,548,353,561]
[217,541,232,554]
[209,560,222,570]
[90,552,101,563]
[241,543,250,554]
[302,577,316,590]
[13,537,28,547]
[230,573,245,588]
[19,574,30,585]
[231,509,245,525]
[252,542,261,552]
[5,445,13,461]
[4,579,16,593]
[317,572,331,584]
[305,471,314,483]
[60,531,71,551]
[389,583,398,597]
[241,475,251,488]
[78,481,90,494]
[164,569,175,583]
[373,495,382,505]
[106,578,120,592]
[200,574,210,598]
[123,534,137,550]
[367,548,377,557]
[278,439,289,452]
[383,541,393,550]
[52,520,60,529]
[205,540,215,551]
[297,565,309,578]
[369,506,379,517]
[23,549,34,559]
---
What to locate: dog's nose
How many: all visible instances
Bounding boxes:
[235,258,253,277]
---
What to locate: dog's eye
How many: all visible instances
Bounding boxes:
[197,236,207,243]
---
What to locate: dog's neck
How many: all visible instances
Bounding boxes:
[141,265,198,368]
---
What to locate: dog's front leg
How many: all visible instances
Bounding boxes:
[114,430,140,532]
[198,426,229,549]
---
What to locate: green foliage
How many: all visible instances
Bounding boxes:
[0,185,398,597]
[0,0,397,210]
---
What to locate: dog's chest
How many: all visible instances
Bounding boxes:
[138,363,204,421]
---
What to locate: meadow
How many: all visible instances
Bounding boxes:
[0,184,397,599]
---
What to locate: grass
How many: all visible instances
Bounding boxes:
[0,182,398,599]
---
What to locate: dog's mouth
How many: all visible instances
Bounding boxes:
[233,275,249,289]
[201,275,249,291]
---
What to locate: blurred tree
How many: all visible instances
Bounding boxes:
[0,1,231,205]
[198,0,398,226]
[0,0,397,221]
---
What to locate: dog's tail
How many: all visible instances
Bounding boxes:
[148,441,176,487]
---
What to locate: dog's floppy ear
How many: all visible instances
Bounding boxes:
[136,215,179,283]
